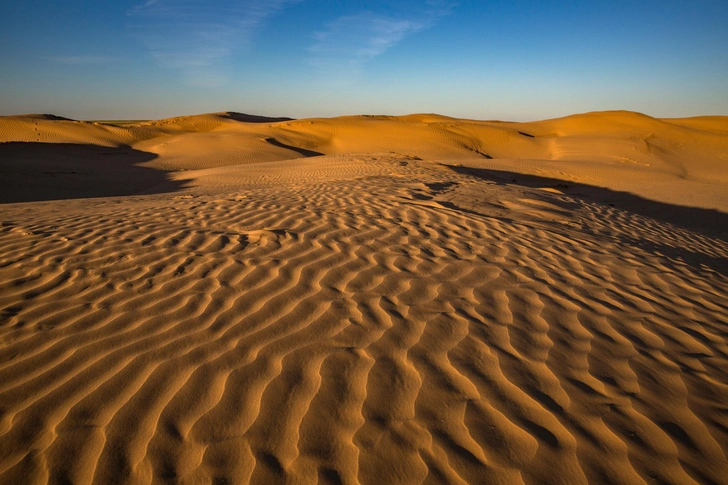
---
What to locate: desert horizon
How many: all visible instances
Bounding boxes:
[3,109,728,207]
[1,109,727,484]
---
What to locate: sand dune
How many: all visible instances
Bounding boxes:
[1,112,727,484]
[3,110,726,209]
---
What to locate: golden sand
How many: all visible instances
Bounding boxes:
[1,111,727,484]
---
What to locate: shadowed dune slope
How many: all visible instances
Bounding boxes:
[0,143,189,203]
[0,152,727,484]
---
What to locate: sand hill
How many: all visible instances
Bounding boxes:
[1,111,727,484]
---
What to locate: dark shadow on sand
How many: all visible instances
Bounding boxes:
[0,142,190,203]
[264,138,324,158]
[222,112,294,123]
[446,165,728,274]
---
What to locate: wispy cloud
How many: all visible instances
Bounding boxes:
[127,0,162,16]
[308,1,457,83]
[45,56,121,65]
[127,0,300,87]
[310,14,424,65]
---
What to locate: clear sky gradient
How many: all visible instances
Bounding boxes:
[1,0,727,120]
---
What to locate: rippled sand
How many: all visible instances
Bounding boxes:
[1,112,727,484]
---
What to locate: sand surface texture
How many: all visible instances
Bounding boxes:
[1,112,727,484]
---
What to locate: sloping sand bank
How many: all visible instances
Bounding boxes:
[1,112,727,484]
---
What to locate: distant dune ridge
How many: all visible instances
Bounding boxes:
[0,111,727,484]
[2,110,727,210]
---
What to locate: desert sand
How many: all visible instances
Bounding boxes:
[1,111,727,484]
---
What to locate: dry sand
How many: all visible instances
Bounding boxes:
[1,111,727,484]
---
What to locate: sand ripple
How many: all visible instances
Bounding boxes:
[1,155,727,484]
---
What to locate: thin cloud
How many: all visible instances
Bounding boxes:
[425,0,458,17]
[310,13,424,64]
[127,0,162,16]
[46,56,121,65]
[308,2,457,82]
[127,0,300,86]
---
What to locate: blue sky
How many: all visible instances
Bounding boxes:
[1,0,727,120]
